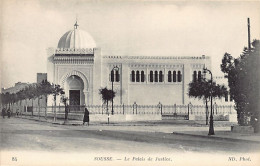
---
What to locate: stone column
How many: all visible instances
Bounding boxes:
[83,91,89,105]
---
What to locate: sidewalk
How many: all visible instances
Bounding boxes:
[17,115,260,144]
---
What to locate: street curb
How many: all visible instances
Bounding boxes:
[16,116,260,144]
[16,116,158,126]
[172,132,260,144]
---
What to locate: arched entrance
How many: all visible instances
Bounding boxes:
[60,70,89,105]
[65,75,84,105]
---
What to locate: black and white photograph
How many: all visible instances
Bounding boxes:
[0,0,260,166]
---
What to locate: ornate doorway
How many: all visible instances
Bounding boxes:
[64,75,85,105]
[69,90,80,105]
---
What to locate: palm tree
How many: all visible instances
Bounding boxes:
[61,95,69,121]
[99,87,115,115]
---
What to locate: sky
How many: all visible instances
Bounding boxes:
[1,0,260,89]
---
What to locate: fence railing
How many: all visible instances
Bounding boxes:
[4,103,236,117]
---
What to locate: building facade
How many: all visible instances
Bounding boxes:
[47,22,231,106]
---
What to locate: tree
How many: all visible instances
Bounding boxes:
[24,85,37,116]
[61,95,69,121]
[188,78,227,124]
[221,40,260,132]
[51,84,65,121]
[10,93,18,111]
[99,87,115,115]
[51,84,64,105]
[1,92,11,108]
[17,89,27,112]
[35,80,53,118]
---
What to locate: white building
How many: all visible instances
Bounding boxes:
[47,22,232,106]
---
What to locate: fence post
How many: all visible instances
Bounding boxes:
[189,102,193,115]
[45,106,47,120]
[188,103,189,120]
[54,102,56,122]
[174,103,177,116]
[37,106,39,119]
[158,102,162,115]
[161,104,163,115]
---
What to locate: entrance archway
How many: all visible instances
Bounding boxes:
[60,70,89,105]
[65,75,84,105]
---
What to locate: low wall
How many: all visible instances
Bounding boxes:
[21,112,162,122]
[189,114,238,123]
[231,125,254,134]
[89,114,162,122]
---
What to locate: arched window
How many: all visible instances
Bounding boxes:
[131,70,135,82]
[155,71,158,82]
[225,93,228,102]
[136,70,140,82]
[141,71,145,82]
[150,71,153,82]
[115,70,120,82]
[173,71,176,82]
[159,71,163,82]
[177,71,182,82]
[230,95,233,102]
[168,71,172,82]
[111,70,114,82]
[193,71,197,82]
[198,71,202,82]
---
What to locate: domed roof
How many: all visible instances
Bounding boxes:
[57,22,96,49]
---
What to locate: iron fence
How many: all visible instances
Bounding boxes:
[2,103,236,117]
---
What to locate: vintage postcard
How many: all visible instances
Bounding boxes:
[1,0,260,166]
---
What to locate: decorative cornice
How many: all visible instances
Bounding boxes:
[55,48,97,54]
[214,76,226,79]
[128,64,184,68]
[103,55,210,60]
[191,64,204,69]
[53,56,94,64]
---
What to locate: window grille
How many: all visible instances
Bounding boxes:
[159,71,163,82]
[177,71,182,82]
[193,71,197,82]
[136,71,140,82]
[150,71,153,82]
[131,70,135,82]
[155,71,158,82]
[141,71,145,82]
[198,71,202,82]
[173,71,176,82]
[168,71,172,82]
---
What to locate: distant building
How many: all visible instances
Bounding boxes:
[1,73,48,110]
[37,73,47,84]
[1,82,29,94]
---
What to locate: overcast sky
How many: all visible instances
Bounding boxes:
[1,0,260,89]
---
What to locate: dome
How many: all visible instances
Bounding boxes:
[57,23,96,49]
